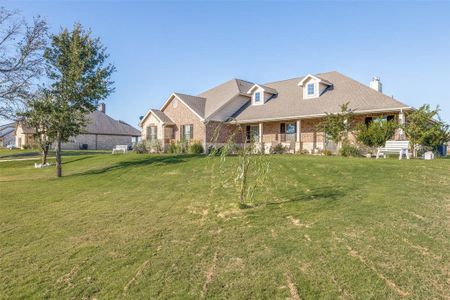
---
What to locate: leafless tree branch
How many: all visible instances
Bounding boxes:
[0,6,47,120]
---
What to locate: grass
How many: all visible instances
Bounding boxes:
[0,152,449,299]
[0,148,110,160]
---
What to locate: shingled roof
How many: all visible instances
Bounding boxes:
[173,93,206,118]
[84,111,140,136]
[232,71,410,122]
[147,71,411,125]
[150,109,174,125]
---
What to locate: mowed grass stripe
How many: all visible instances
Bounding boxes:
[0,152,449,299]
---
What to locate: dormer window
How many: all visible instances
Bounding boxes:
[255,92,261,102]
[298,74,333,100]
[307,83,315,95]
[247,84,277,106]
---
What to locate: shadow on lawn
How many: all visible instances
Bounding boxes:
[262,186,348,207]
[0,151,40,159]
[0,150,109,160]
[69,154,196,177]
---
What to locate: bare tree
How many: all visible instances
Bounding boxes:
[0,7,47,119]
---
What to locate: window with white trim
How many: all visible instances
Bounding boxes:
[147,126,157,141]
[307,83,315,95]
[255,92,261,102]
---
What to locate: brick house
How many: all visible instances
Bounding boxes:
[140,71,412,153]
[15,104,140,150]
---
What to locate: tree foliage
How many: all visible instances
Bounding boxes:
[403,105,449,156]
[0,7,47,119]
[18,92,54,164]
[317,102,354,152]
[356,119,398,148]
[43,23,115,177]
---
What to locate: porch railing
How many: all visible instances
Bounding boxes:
[279,133,296,143]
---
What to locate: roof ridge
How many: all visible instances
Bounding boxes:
[331,71,409,107]
[174,92,206,99]
[264,71,337,85]
[264,76,304,85]
[234,78,254,85]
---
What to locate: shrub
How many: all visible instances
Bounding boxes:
[189,141,204,154]
[271,143,286,154]
[167,141,178,154]
[322,149,333,156]
[298,149,310,155]
[208,145,221,155]
[133,141,149,154]
[356,119,397,148]
[339,143,361,157]
[148,139,162,153]
[167,141,189,154]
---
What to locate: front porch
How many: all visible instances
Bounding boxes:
[243,119,327,154]
[241,110,406,154]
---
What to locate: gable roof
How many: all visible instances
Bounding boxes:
[298,74,333,86]
[16,112,140,136]
[173,93,206,119]
[145,71,412,125]
[83,111,140,136]
[247,84,278,95]
[232,71,411,122]
[0,127,14,138]
[151,109,174,125]
[198,79,253,118]
[17,122,36,134]
[0,122,15,131]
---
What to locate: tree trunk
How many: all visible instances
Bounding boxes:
[42,144,49,165]
[411,140,416,158]
[56,134,62,177]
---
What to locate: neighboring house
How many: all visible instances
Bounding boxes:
[140,71,412,153]
[0,122,16,147]
[15,104,140,150]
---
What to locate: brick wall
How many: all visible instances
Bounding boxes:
[163,98,205,143]
[205,121,242,147]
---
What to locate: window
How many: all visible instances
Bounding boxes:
[365,115,395,126]
[147,126,157,141]
[246,125,259,142]
[280,122,296,142]
[181,124,193,141]
[307,83,315,95]
[286,123,296,134]
[255,92,261,102]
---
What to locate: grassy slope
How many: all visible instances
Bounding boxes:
[0,153,449,299]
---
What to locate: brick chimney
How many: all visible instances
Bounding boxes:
[370,76,382,93]
[98,103,106,113]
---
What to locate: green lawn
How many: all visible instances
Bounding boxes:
[0,153,449,299]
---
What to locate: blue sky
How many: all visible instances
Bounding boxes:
[2,0,450,125]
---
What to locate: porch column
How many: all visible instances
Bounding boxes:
[398,110,405,140]
[259,122,264,153]
[295,120,302,152]
[160,125,165,150]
